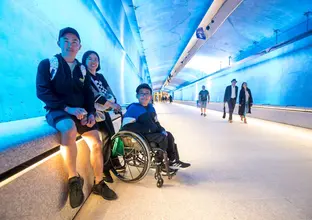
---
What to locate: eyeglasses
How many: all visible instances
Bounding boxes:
[138,93,151,97]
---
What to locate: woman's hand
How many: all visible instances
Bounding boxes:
[110,102,121,112]
[86,114,96,127]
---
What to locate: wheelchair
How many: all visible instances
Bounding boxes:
[108,130,177,188]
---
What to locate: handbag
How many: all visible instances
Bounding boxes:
[91,76,116,122]
[222,103,226,119]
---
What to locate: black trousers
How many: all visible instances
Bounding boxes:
[97,112,116,172]
[144,131,178,161]
[227,98,236,120]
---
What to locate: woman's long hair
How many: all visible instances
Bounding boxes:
[241,82,248,90]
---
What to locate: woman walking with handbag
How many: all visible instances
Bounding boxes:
[238,82,253,124]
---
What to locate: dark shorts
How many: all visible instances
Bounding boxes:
[46,110,98,135]
[200,101,207,108]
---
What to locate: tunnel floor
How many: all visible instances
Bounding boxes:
[75,103,312,220]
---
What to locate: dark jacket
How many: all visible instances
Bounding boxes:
[36,54,95,115]
[121,103,165,134]
[238,88,253,115]
[224,85,238,102]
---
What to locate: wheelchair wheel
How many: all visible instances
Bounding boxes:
[110,131,151,183]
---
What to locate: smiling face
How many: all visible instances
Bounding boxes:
[58,33,81,58]
[137,88,152,106]
[86,53,99,73]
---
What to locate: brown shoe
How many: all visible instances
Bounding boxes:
[244,118,247,124]
[229,120,233,123]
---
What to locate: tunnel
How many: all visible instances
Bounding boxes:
[1,0,312,219]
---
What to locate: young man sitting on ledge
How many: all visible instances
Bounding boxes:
[36,27,117,208]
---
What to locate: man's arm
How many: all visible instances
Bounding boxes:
[223,86,228,103]
[36,60,66,110]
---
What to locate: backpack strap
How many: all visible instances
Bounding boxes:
[80,64,86,78]
[90,75,100,93]
[49,56,59,80]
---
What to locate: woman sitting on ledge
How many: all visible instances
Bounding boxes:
[82,50,123,183]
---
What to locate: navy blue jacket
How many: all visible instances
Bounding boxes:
[224,85,238,102]
[36,54,95,115]
[122,103,165,134]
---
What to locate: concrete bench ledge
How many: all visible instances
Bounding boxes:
[0,112,121,175]
[0,112,122,220]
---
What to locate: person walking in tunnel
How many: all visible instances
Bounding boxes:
[82,50,123,183]
[36,27,117,208]
[122,83,191,171]
[198,85,210,116]
[169,95,173,103]
[223,79,238,123]
[238,82,253,124]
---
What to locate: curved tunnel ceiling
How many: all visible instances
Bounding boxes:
[168,0,312,90]
[129,0,214,90]
[123,0,311,91]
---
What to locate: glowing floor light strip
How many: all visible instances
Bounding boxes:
[0,139,85,188]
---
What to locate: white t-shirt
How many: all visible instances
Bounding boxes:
[245,90,250,101]
[67,61,76,75]
[231,86,236,98]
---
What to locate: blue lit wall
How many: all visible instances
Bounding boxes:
[174,35,312,107]
[0,0,147,122]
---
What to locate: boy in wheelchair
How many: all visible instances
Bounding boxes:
[121,83,190,172]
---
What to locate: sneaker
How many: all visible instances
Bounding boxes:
[204,114,206,117]
[103,170,114,183]
[92,179,118,200]
[169,160,191,169]
[68,175,84,208]
[161,165,177,176]
[201,113,203,116]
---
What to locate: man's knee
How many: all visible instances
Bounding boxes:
[56,119,77,140]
